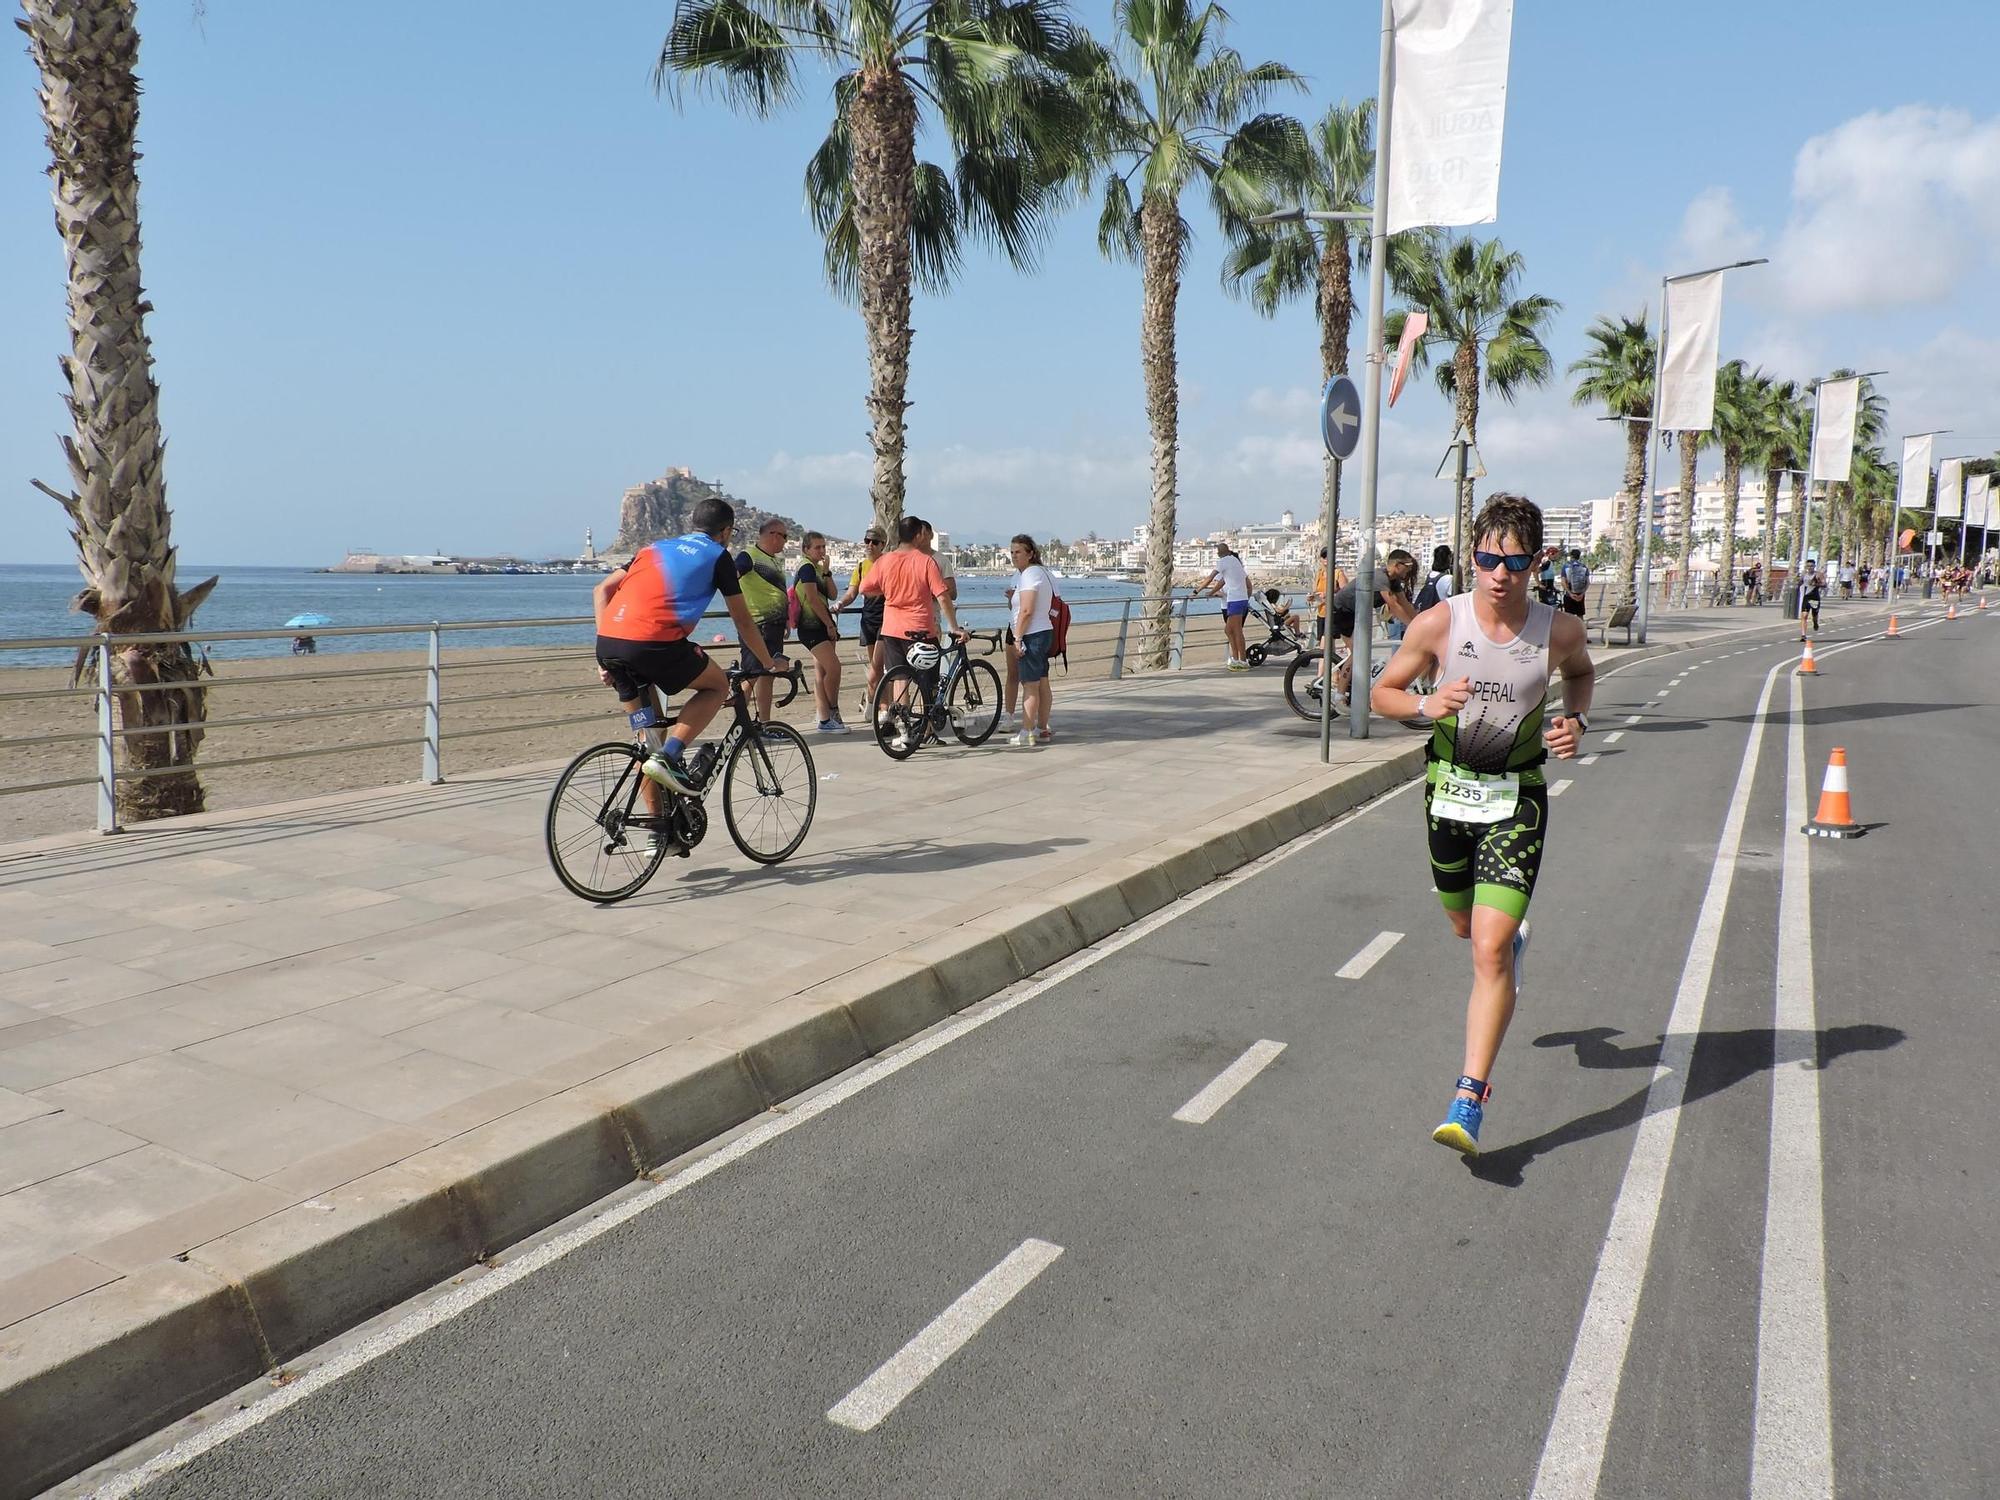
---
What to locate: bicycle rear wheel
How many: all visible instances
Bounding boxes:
[872,667,931,760]
[1282,651,1330,721]
[722,722,817,864]
[545,742,667,902]
[949,658,1002,745]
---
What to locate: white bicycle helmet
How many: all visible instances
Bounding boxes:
[905,640,941,671]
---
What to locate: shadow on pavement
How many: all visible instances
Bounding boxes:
[664,833,1090,897]
[1624,701,1975,733]
[1465,1021,1906,1187]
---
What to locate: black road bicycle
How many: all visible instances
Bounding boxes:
[870,629,1003,760]
[544,664,817,902]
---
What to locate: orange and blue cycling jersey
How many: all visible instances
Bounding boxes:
[601,533,740,642]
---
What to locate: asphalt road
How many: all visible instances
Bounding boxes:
[85,600,1998,1500]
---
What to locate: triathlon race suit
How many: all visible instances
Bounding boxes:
[1422,592,1553,920]
[596,533,740,700]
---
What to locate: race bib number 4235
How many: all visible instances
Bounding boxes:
[1434,770,1519,825]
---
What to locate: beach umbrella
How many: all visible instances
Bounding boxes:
[284,613,333,628]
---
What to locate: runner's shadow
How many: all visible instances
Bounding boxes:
[1466,1022,1906,1187]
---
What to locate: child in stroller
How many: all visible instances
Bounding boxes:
[1244,589,1311,668]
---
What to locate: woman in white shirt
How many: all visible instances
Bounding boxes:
[1009,534,1058,746]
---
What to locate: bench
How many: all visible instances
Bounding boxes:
[1588,602,1637,646]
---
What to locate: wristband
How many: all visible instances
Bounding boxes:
[1416,696,1431,720]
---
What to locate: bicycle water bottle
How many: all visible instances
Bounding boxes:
[687,743,721,789]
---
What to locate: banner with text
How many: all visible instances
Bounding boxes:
[1809,377,1860,483]
[1937,458,1964,519]
[1656,272,1725,432]
[1385,0,1515,234]
[1896,434,1934,514]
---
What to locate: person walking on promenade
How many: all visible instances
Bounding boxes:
[1195,542,1254,669]
[794,530,848,734]
[1370,493,1594,1157]
[861,515,968,737]
[735,518,792,722]
[836,525,888,720]
[1558,548,1591,619]
[1008,534,1058,747]
[595,496,784,798]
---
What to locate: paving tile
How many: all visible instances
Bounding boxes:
[83,1180,292,1274]
[0,1144,247,1279]
[410,1076,558,1137]
[0,956,175,1016]
[538,974,746,1037]
[0,1022,178,1092]
[257,1123,441,1200]
[179,1015,416,1091]
[310,982,478,1037]
[392,1002,616,1074]
[504,930,690,978]
[0,939,65,974]
[449,961,607,1012]
[332,940,537,993]
[32,1052,297,1127]
[162,960,399,1029]
[121,934,286,984]
[677,930,854,984]
[0,1016,81,1049]
[0,1086,58,1129]
[0,1253,120,1330]
[312,1051,525,1125]
[116,1089,389,1180]
[0,1114,145,1195]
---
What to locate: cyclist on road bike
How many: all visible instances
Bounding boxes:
[593,496,784,798]
[862,514,969,729]
[1370,493,1594,1157]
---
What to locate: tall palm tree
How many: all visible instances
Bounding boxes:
[659,0,1092,535]
[1384,232,1561,571]
[22,0,216,822]
[1669,428,1712,607]
[1567,311,1655,609]
[1757,379,1805,592]
[1079,0,1303,663]
[1221,98,1376,562]
[1709,360,1765,604]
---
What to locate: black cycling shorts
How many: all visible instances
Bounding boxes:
[595,635,710,702]
[1424,770,1548,922]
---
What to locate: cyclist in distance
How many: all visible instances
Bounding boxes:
[1370,493,1594,1157]
[593,496,784,798]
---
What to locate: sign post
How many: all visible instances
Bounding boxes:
[1319,375,1362,761]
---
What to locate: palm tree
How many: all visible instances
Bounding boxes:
[1757,379,1806,593]
[1709,360,1766,604]
[22,0,216,822]
[1670,428,1711,607]
[1567,311,1655,609]
[1078,0,1303,663]
[1221,98,1375,562]
[1385,232,1561,572]
[659,0,1092,535]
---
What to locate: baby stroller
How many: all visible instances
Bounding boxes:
[1244,590,1312,668]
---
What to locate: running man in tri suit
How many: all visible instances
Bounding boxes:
[1371,493,1595,1156]
[593,496,784,798]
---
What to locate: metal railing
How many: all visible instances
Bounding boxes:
[0,592,1238,835]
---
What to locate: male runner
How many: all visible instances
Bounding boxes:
[594,496,784,797]
[1371,494,1594,1156]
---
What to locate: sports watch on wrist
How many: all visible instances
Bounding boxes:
[1572,713,1590,733]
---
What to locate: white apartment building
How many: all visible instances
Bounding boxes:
[1586,477,1802,565]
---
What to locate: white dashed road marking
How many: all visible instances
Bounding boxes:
[1624,715,1644,725]
[1335,931,1405,980]
[1578,753,1601,766]
[1172,1040,1286,1125]
[1603,732,1624,744]
[1548,780,1573,797]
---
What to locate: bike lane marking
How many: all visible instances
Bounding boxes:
[1335,930,1405,980]
[1548,780,1573,798]
[1172,1040,1287,1125]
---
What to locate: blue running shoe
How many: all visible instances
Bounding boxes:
[1432,1095,1483,1155]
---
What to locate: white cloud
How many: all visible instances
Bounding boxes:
[1675,186,1764,271]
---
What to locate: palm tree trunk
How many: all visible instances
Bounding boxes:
[1317,232,1352,566]
[1674,439,1698,606]
[24,0,214,822]
[1718,447,1743,603]
[1615,418,1647,611]
[1453,340,1479,569]
[1138,192,1184,668]
[849,66,917,538]
[1760,462,1781,596]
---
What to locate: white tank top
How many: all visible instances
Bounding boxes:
[1431,593,1554,775]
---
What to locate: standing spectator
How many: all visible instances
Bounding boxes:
[1195,541,1254,669]
[932,533,959,603]
[1535,547,1560,606]
[836,525,888,720]
[860,515,967,734]
[1559,548,1592,619]
[1414,545,1456,613]
[1857,562,1871,598]
[735,518,791,722]
[1008,535,1058,747]
[794,531,848,734]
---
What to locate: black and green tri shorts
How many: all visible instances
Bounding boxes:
[1423,760,1548,921]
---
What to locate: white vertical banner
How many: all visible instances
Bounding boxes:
[1968,472,1992,528]
[1936,458,1964,519]
[1809,377,1860,483]
[1384,0,1515,234]
[1896,434,1934,513]
[1655,271,1725,431]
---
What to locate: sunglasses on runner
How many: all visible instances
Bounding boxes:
[1473,549,1537,574]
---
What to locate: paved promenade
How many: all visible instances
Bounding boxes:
[0,601,1833,1496]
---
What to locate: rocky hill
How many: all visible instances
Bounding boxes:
[611,468,810,554]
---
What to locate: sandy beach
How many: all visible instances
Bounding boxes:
[0,611,1239,841]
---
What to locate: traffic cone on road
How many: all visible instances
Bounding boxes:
[1796,637,1819,674]
[1980,595,1989,611]
[1804,747,1864,838]
[1947,600,1958,619]
[1884,613,1901,638]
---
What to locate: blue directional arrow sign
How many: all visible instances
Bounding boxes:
[1321,375,1362,461]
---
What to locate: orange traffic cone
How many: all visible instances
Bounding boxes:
[1980,595,1989,611]
[1804,747,1863,838]
[1796,637,1819,674]
[1884,613,1901,638]
[1947,600,1958,619]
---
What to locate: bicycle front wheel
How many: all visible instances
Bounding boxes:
[872,667,931,760]
[949,658,1002,745]
[545,742,667,902]
[722,722,817,864]
[1283,651,1329,722]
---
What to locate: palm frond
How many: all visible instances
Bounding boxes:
[657,0,812,112]
[1097,171,1143,263]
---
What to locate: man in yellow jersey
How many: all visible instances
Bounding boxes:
[1372,493,1595,1157]
[734,518,791,722]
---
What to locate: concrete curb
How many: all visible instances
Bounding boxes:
[5,619,1782,1496]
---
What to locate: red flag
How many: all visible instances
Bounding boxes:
[1388,311,1427,408]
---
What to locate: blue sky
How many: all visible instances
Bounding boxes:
[4,0,1998,567]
